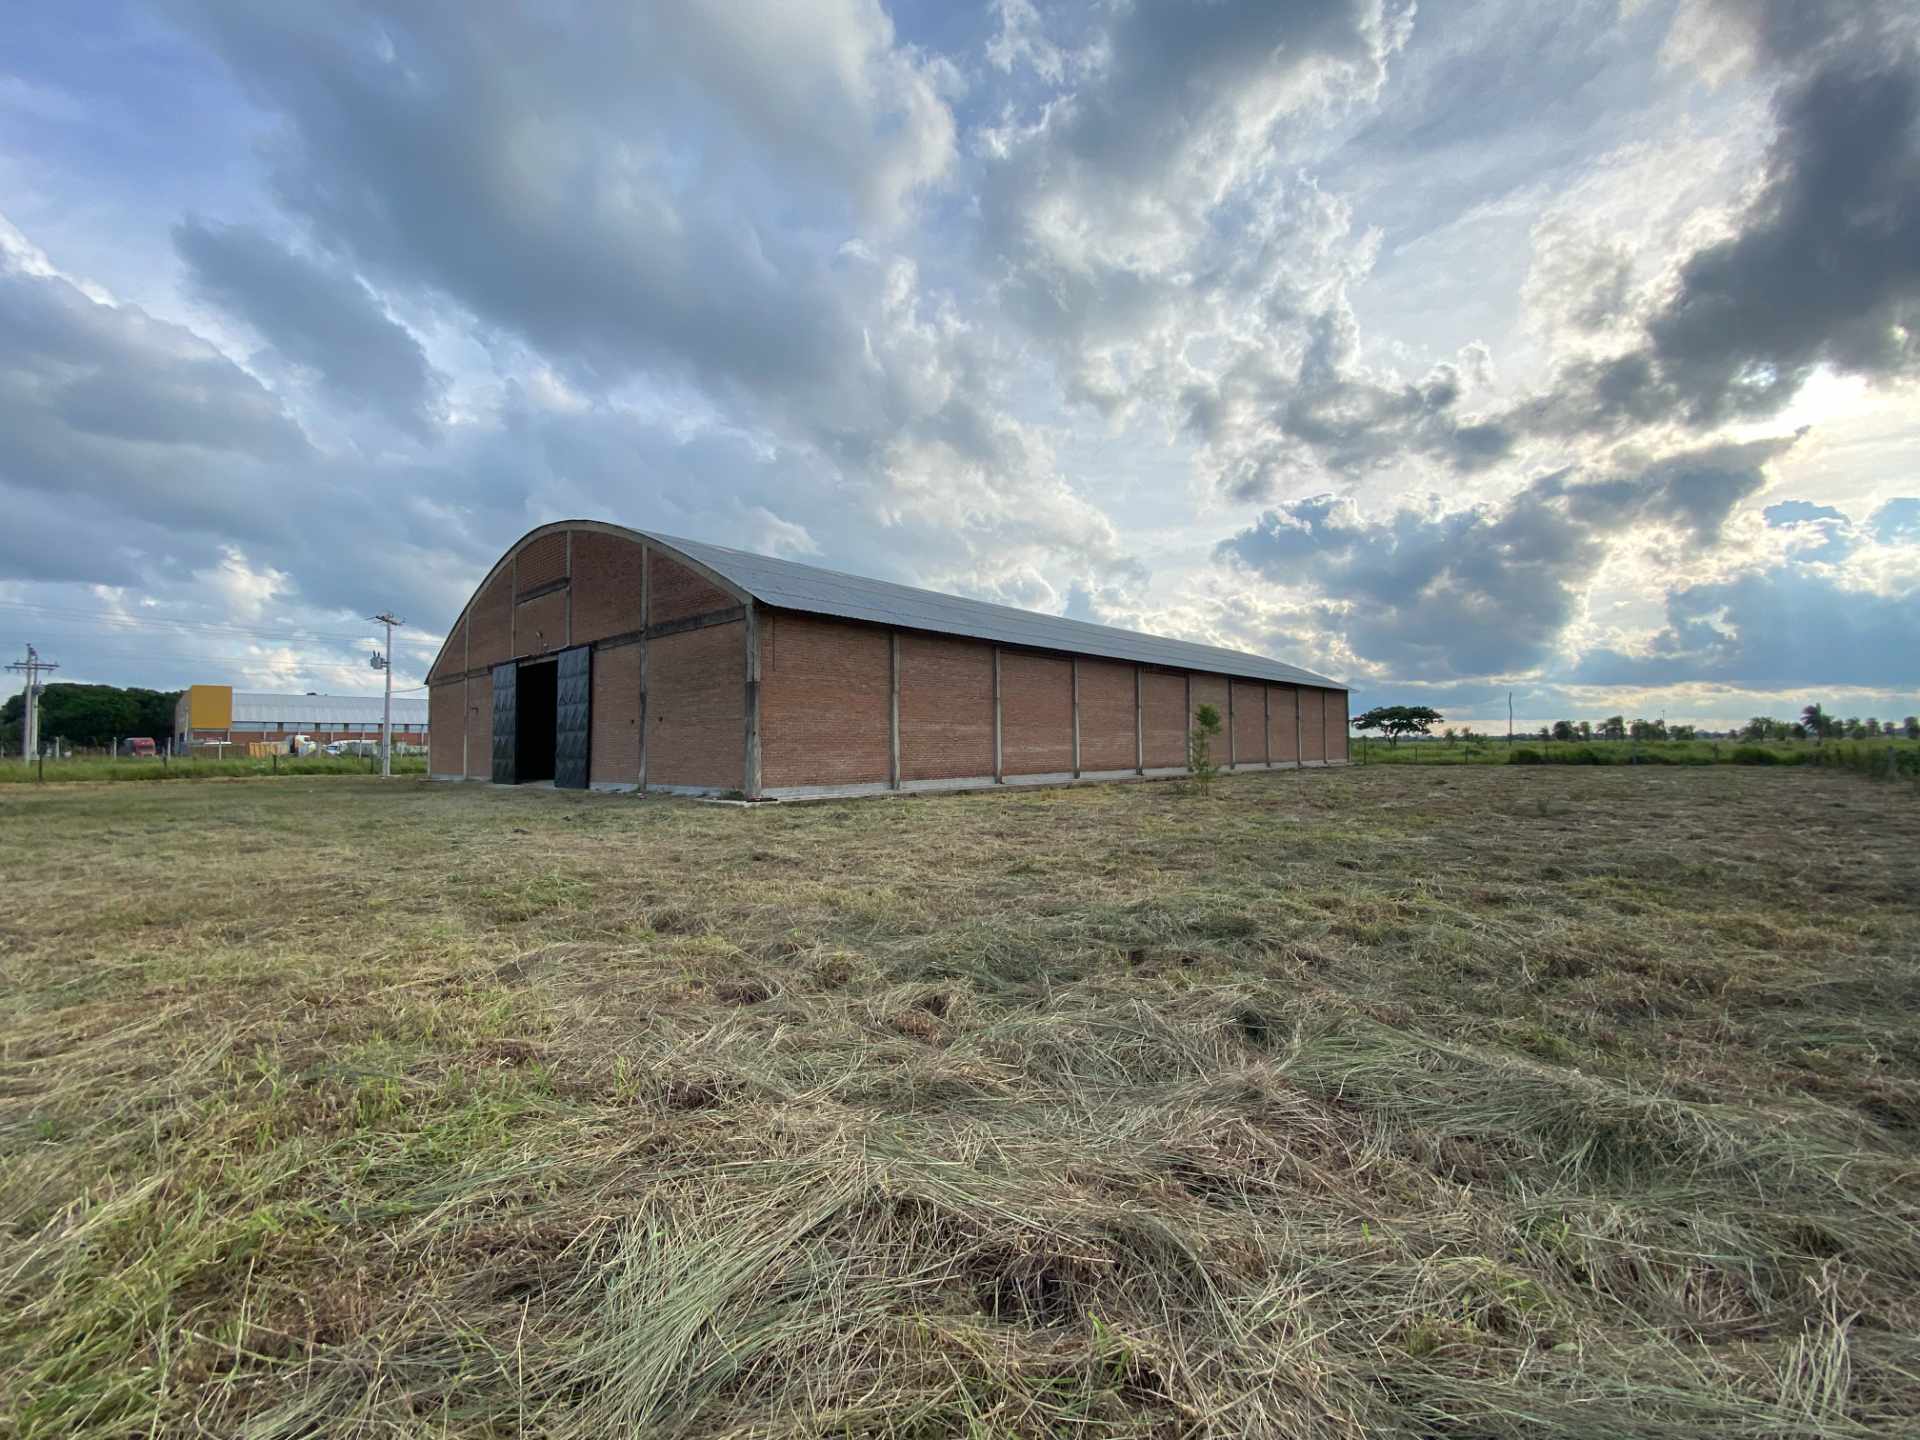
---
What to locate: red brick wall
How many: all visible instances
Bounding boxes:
[1300,688,1327,761]
[590,642,640,785]
[468,571,514,671]
[1269,685,1299,762]
[571,531,644,644]
[1191,675,1229,756]
[651,551,735,625]
[1001,652,1073,775]
[899,632,993,781]
[648,621,744,789]
[430,682,464,772]
[1141,671,1187,768]
[1078,659,1136,771]
[465,670,493,778]
[515,531,569,595]
[1326,689,1349,760]
[429,616,466,684]
[759,613,890,789]
[514,589,568,659]
[1231,680,1267,765]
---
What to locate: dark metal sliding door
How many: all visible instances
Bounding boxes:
[490,661,518,784]
[554,645,592,790]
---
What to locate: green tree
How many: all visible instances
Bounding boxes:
[1801,703,1834,739]
[1670,724,1697,741]
[1600,715,1626,741]
[1550,720,1576,742]
[1350,705,1444,746]
[1577,720,1592,741]
[0,682,180,751]
[1905,717,1919,741]
[1187,702,1222,794]
[1844,716,1864,739]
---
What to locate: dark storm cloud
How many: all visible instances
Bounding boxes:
[0,256,475,664]
[1517,3,1920,436]
[1042,0,1392,183]
[162,1,947,417]
[0,261,308,536]
[1570,567,1919,692]
[1183,300,1513,504]
[1216,437,1791,680]
[151,0,1142,599]
[175,218,444,437]
[1262,306,1512,483]
[0,487,154,588]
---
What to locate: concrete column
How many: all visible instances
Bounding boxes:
[1070,656,1081,778]
[638,546,650,792]
[743,605,762,800]
[992,647,1003,783]
[1134,665,1144,774]
[889,630,901,790]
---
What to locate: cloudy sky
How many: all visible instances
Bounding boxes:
[4,0,1916,730]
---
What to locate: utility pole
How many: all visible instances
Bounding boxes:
[6,645,58,763]
[369,613,404,777]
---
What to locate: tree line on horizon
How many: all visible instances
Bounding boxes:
[1742,705,1920,742]
[1355,703,1920,746]
[1,682,182,752]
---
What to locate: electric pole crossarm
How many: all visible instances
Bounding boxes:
[7,644,58,764]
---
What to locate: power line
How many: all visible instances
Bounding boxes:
[4,636,415,672]
[0,598,385,646]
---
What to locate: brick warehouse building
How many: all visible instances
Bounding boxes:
[426,521,1348,799]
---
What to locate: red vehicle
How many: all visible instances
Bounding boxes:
[127,737,157,758]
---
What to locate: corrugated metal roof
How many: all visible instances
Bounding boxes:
[231,691,430,725]
[645,531,1344,691]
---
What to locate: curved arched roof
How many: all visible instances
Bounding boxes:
[435,520,1344,691]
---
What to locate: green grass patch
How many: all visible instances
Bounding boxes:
[0,754,429,784]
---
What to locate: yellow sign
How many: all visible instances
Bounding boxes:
[188,684,233,730]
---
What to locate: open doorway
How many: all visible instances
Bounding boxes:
[516,659,557,783]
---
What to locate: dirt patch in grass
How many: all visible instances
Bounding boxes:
[3,767,1918,1436]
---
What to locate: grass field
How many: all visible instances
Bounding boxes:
[4,766,1918,1437]
[0,754,428,784]
[1353,737,1920,774]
